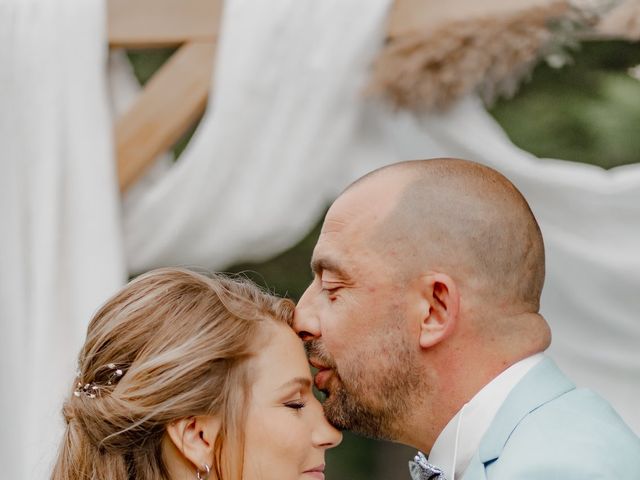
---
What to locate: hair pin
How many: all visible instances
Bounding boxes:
[74,363,125,399]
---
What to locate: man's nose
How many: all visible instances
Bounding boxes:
[293,285,321,341]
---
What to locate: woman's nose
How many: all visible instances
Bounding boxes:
[312,405,343,449]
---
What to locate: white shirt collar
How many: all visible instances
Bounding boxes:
[428,353,545,480]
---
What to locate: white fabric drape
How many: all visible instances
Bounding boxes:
[0,1,126,478]
[2,0,639,478]
[123,0,394,272]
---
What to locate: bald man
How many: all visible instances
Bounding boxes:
[293,159,640,479]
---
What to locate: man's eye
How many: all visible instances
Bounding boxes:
[285,401,306,410]
[322,284,340,293]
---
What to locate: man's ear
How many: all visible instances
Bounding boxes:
[418,272,459,349]
[166,415,221,473]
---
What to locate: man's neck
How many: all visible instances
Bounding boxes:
[398,346,547,453]
[428,353,545,479]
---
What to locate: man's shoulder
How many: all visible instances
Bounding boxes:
[487,387,640,478]
[517,386,639,446]
[466,359,640,479]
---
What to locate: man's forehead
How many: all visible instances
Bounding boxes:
[312,226,350,266]
[317,205,367,250]
[320,216,350,235]
[322,177,402,234]
[312,171,408,273]
[312,216,360,277]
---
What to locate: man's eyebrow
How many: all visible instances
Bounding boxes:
[310,257,350,278]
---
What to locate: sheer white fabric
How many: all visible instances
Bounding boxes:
[0,1,126,478]
[123,0,394,272]
[2,0,639,478]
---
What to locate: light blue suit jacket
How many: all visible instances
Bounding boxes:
[462,358,640,479]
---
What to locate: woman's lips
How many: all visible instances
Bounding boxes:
[304,471,325,480]
[304,465,325,480]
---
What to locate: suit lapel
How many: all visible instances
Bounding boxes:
[462,450,488,480]
[476,357,575,466]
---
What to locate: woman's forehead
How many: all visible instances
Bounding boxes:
[250,325,311,392]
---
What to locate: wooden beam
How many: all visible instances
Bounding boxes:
[108,0,222,48]
[597,0,640,41]
[115,41,217,192]
[387,0,558,38]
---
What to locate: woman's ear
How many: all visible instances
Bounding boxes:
[418,272,459,349]
[166,415,221,474]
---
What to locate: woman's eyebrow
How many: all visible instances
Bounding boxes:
[278,376,312,391]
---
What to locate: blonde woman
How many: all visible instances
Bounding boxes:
[51,268,341,480]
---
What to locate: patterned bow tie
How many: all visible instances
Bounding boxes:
[409,452,447,480]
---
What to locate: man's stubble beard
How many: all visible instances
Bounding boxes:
[306,332,425,442]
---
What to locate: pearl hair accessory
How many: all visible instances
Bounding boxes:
[74,363,124,399]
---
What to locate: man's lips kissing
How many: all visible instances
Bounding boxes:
[309,358,333,391]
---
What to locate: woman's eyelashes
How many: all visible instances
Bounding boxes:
[285,400,307,410]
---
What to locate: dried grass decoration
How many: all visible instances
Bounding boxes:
[369,1,614,112]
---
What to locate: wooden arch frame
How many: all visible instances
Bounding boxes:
[108,0,222,192]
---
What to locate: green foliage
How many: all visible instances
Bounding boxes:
[489,41,640,168]
[325,433,378,480]
[126,48,176,86]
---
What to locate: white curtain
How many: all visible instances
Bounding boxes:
[1,0,639,478]
[0,0,126,478]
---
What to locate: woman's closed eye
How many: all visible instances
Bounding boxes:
[284,400,307,411]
